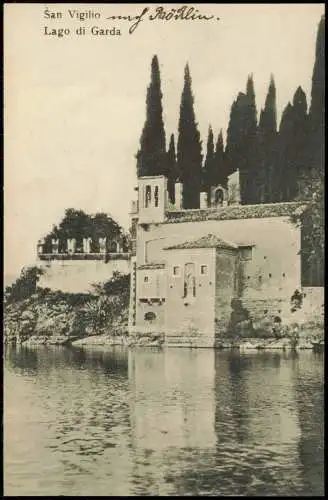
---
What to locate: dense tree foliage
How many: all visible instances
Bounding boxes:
[136,55,166,177]
[214,130,227,188]
[294,16,325,286]
[42,209,129,253]
[165,133,178,204]
[202,125,215,194]
[256,76,278,203]
[177,64,203,209]
[226,75,258,204]
[309,15,325,178]
[5,266,44,304]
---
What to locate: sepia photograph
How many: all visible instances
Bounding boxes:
[4,3,324,496]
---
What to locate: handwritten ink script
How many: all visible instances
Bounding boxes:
[106,6,220,34]
[43,5,220,38]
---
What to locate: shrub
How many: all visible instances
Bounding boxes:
[5,266,44,304]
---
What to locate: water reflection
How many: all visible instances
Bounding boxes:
[293,351,325,496]
[128,349,216,495]
[212,352,305,496]
[4,346,324,496]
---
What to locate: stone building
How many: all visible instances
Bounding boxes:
[128,172,316,347]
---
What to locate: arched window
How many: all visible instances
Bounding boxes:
[184,263,196,299]
[214,188,224,206]
[145,185,151,208]
[109,240,117,253]
[154,186,159,207]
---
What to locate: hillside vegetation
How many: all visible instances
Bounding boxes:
[4,266,130,345]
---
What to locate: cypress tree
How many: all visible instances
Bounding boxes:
[292,87,309,198]
[300,16,325,285]
[202,125,215,195]
[257,75,278,202]
[309,15,325,177]
[177,64,203,209]
[278,102,295,201]
[166,134,178,204]
[278,88,309,202]
[136,55,166,177]
[214,130,227,187]
[225,97,241,177]
[244,74,258,204]
[226,75,258,204]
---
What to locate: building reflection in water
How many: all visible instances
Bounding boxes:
[4,346,324,496]
[128,348,217,495]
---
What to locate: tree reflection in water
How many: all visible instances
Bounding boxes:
[4,346,324,496]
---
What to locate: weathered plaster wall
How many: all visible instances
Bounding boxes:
[136,301,166,328]
[240,297,286,324]
[301,287,324,319]
[136,216,301,300]
[138,176,167,224]
[239,286,324,328]
[136,268,167,299]
[135,267,167,328]
[38,258,130,293]
[215,249,238,336]
[164,248,216,338]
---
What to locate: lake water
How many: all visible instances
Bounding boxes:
[4,346,324,496]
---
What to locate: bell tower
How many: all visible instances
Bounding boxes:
[137,175,168,224]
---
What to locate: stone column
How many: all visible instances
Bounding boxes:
[51,238,59,254]
[67,238,76,253]
[83,237,92,253]
[200,192,208,209]
[99,237,107,253]
[37,239,44,255]
[175,182,183,210]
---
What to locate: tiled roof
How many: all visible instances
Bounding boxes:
[137,262,166,270]
[164,234,238,251]
[166,202,306,223]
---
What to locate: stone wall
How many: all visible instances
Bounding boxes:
[38,258,130,293]
[136,301,166,328]
[301,287,324,320]
[240,287,324,326]
[215,249,238,338]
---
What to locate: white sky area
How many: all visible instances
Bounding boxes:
[4,3,324,275]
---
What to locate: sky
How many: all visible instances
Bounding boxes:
[4,3,324,275]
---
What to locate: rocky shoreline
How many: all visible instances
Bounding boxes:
[4,272,324,352]
[4,272,131,348]
[15,331,324,352]
[4,297,324,351]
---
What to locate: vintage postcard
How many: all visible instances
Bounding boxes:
[4,3,324,496]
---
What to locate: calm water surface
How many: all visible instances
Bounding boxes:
[4,346,324,496]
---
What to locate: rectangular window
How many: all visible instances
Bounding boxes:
[154,186,159,207]
[240,247,253,261]
[200,265,208,275]
[145,185,151,208]
[144,276,149,283]
[173,266,180,276]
